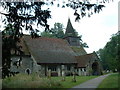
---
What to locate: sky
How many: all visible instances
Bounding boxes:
[0,1,118,53]
[46,0,118,53]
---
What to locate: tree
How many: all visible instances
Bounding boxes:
[41,31,55,38]
[50,22,65,38]
[1,2,51,78]
[0,0,113,78]
[2,24,24,78]
[41,22,65,38]
[97,32,119,72]
[3,24,14,35]
[42,0,112,21]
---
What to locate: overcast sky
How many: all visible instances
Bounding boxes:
[46,1,118,53]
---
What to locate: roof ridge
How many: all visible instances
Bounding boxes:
[75,53,94,57]
[23,35,65,41]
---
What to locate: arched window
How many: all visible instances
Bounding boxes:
[25,68,31,75]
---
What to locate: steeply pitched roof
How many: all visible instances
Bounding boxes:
[23,36,77,64]
[76,53,99,67]
[65,18,76,37]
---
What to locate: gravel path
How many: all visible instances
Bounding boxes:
[69,73,111,90]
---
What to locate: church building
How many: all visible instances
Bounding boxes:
[10,18,103,76]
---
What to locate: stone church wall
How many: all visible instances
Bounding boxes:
[10,56,33,74]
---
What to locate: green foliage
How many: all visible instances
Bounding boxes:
[41,22,65,38]
[3,24,15,35]
[41,31,56,38]
[50,22,65,38]
[98,73,118,88]
[97,32,119,71]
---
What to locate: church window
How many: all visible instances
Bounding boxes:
[67,65,71,71]
[84,68,86,71]
[48,66,57,71]
[81,68,82,71]
[25,68,31,75]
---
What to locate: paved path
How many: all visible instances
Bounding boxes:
[70,74,111,90]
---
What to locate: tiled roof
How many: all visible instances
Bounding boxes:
[76,53,99,67]
[23,35,77,64]
[71,46,87,56]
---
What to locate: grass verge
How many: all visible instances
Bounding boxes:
[97,73,119,89]
[51,75,98,88]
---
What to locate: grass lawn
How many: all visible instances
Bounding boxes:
[2,73,98,88]
[51,75,98,88]
[97,73,119,89]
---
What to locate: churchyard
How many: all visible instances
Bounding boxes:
[2,72,118,89]
[2,73,98,88]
